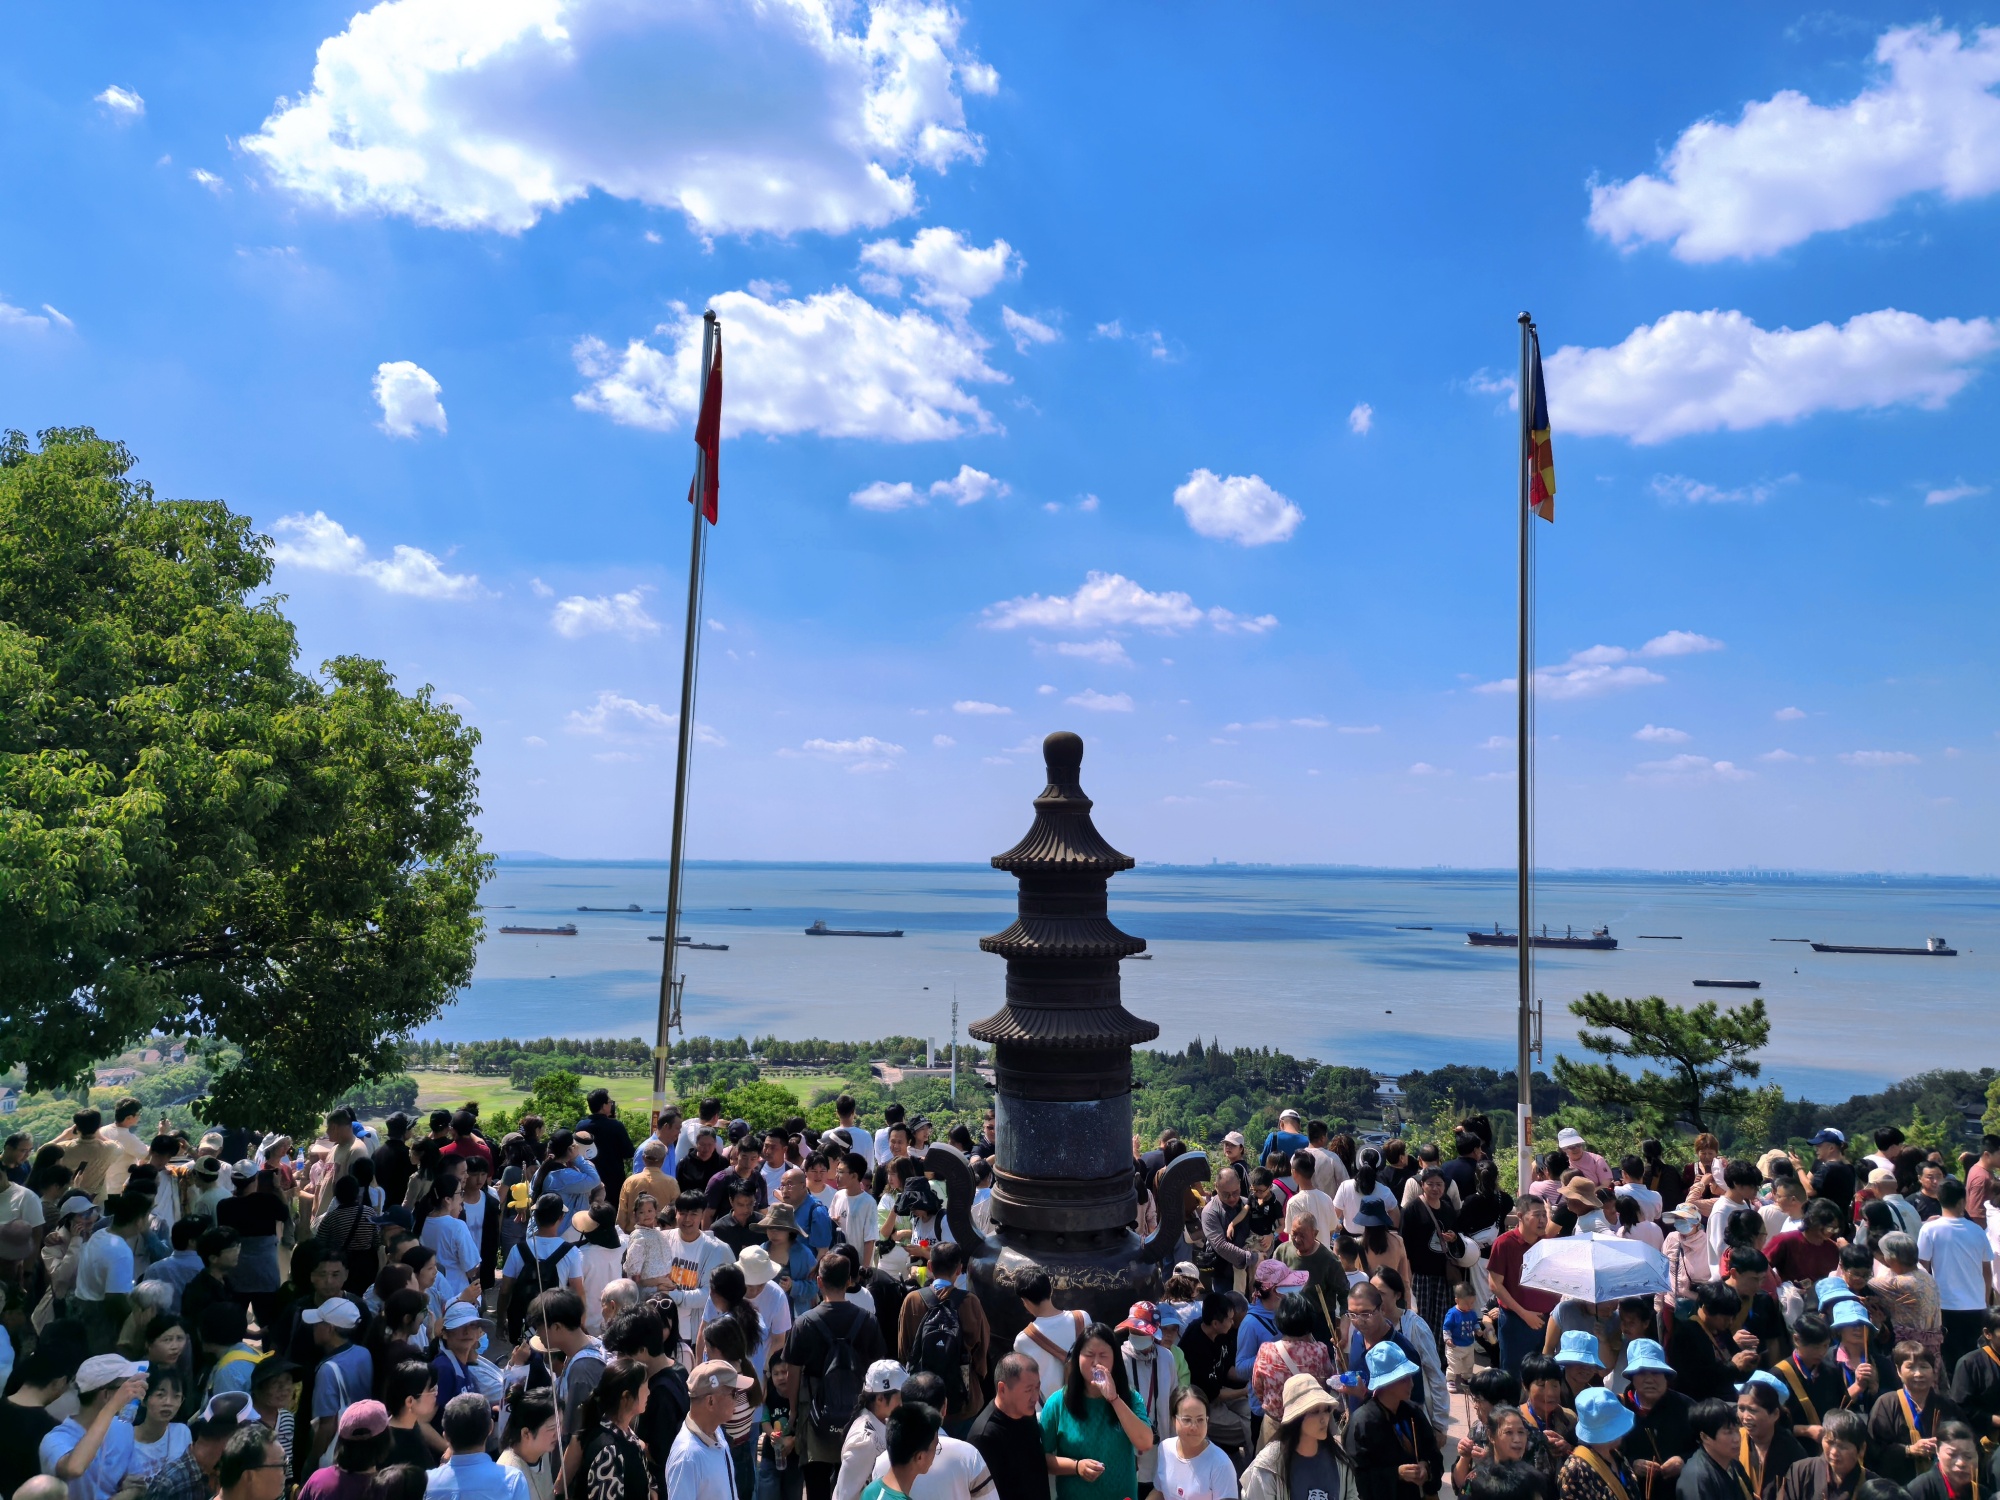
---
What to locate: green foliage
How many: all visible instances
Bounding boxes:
[0,428,487,1136]
[674,1060,762,1099]
[1553,992,1771,1134]
[721,1081,803,1131]
[335,1073,419,1114]
[1986,1076,2000,1139]
[1902,1106,1956,1157]
[488,1069,589,1138]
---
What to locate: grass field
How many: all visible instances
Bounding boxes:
[404,1069,852,1124]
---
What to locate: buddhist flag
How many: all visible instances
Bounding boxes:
[1527,328,1554,522]
[688,327,722,523]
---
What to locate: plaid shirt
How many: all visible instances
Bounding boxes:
[142,1450,209,1500]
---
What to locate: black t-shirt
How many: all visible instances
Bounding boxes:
[1179,1324,1231,1399]
[1811,1160,1857,1212]
[784,1298,886,1382]
[634,1365,690,1484]
[217,1190,291,1239]
[1620,1389,1697,1465]
[386,1425,436,1469]
[676,1150,723,1198]
[578,1114,635,1191]
[970,1405,1051,1500]
[0,1402,57,1498]
[374,1139,416,1206]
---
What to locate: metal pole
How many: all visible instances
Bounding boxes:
[653,310,718,1117]
[1515,311,1534,1197]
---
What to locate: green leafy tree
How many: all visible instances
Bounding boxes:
[489,1070,590,1138]
[721,1081,803,1131]
[1984,1076,2000,1140]
[1553,992,1771,1135]
[0,427,486,1134]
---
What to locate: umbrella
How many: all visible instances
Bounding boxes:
[1520,1233,1671,1302]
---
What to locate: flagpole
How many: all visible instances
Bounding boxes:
[653,308,718,1117]
[1515,310,1535,1197]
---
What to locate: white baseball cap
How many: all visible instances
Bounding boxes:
[301,1298,362,1330]
[863,1359,906,1395]
[1557,1128,1585,1149]
[75,1353,142,1393]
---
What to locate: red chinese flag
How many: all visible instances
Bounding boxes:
[688,331,722,523]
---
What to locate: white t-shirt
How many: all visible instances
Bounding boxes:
[1307,1148,1349,1192]
[1013,1310,1085,1396]
[664,1231,736,1345]
[421,1213,481,1301]
[761,1163,789,1200]
[0,1181,45,1228]
[128,1423,193,1480]
[836,1124,875,1172]
[501,1234,585,1284]
[1158,1437,1241,1500]
[1918,1216,1995,1310]
[74,1230,135,1301]
[747,1281,794,1373]
[1330,1181,1398,1234]
[869,1434,994,1500]
[833,1189,879,1256]
[1284,1188,1338,1235]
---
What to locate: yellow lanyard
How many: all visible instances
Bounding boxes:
[1900,1390,1929,1442]
[1740,1432,1764,1496]
[1577,1447,1634,1500]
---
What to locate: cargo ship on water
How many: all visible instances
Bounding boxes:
[499,922,577,936]
[805,919,904,937]
[1467,923,1617,950]
[1810,936,1956,956]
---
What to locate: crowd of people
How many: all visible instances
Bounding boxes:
[4,1087,2000,1500]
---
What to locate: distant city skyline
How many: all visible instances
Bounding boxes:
[2,6,1995,871]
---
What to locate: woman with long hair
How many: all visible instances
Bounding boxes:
[1243,1375,1351,1500]
[1042,1322,1155,1500]
[417,1172,480,1307]
[575,1356,652,1500]
[1611,1195,1664,1251]
[706,1263,764,1364]
[1453,1404,1535,1495]
[1638,1141,1678,1202]
[1334,1149,1401,1235]
[1349,1202,1410,1291]
[126,1366,192,1482]
[500,1385,561,1500]
[383,1358,444,1469]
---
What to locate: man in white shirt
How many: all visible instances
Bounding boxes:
[495,1195,587,1339]
[832,1152,879,1270]
[73,1193,145,1354]
[668,1359,755,1500]
[1282,1152,1337,1237]
[873,1106,906,1170]
[834,1096,876,1173]
[1706,1160,1765,1273]
[663,1199,736,1350]
[1011,1270,1085,1396]
[869,1370,994,1500]
[1919,1178,1995,1371]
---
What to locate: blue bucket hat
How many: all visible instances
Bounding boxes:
[1830,1299,1873,1330]
[1364,1340,1421,1389]
[1814,1275,1854,1309]
[1574,1387,1635,1446]
[1555,1330,1605,1368]
[1740,1371,1791,1401]
[1622,1338,1674,1376]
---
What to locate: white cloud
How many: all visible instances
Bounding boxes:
[1205,779,1248,790]
[575,285,1005,441]
[95,85,145,118]
[1635,724,1691,743]
[1054,638,1132,667]
[1839,749,1920,766]
[1650,473,1793,505]
[784,735,905,772]
[1338,724,1382,734]
[524,735,547,748]
[189,168,224,192]
[931,465,1006,505]
[1635,754,1752,780]
[41,305,74,330]
[952,700,1011,716]
[1640,630,1725,658]
[1408,762,1445,776]
[1774,706,1807,721]
[1588,25,2000,262]
[1172,468,1303,547]
[1037,684,1056,695]
[1347,402,1374,435]
[1078,494,1099,512]
[566,690,724,746]
[850,480,922,512]
[932,733,955,748]
[550,587,660,640]
[859,228,1014,317]
[1067,689,1133,712]
[269,510,482,599]
[0,300,52,332]
[1093,320,1170,360]
[1478,735,1513,750]
[1759,749,1800,762]
[1467,369,1519,410]
[243,0,996,237]
[986,572,1202,632]
[373,360,447,438]
[1546,308,1999,444]
[1001,306,1060,352]
[1925,481,1988,505]
[1291,717,1330,729]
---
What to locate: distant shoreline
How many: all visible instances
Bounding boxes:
[484,855,2000,888]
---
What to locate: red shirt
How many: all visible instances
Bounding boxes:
[1767,1230,1842,1285]
[1489,1228,1560,1315]
[441,1137,494,1175]
[1968,1164,1993,1224]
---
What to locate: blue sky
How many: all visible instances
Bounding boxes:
[3,4,1997,872]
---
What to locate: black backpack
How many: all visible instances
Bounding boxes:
[506,1239,570,1341]
[806,1302,869,1440]
[908,1285,968,1402]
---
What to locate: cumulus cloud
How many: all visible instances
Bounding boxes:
[1172,468,1303,546]
[1067,689,1133,712]
[243,0,997,238]
[550,587,661,639]
[932,733,955,748]
[1547,308,1999,444]
[373,360,447,437]
[1348,402,1374,435]
[1925,481,1987,505]
[859,228,1014,318]
[575,286,1005,441]
[1001,306,1060,352]
[1840,749,1920,766]
[190,168,225,192]
[1408,762,1446,776]
[1093,320,1170,359]
[952,700,1011,715]
[1054,638,1133,667]
[1650,473,1793,505]
[269,510,482,599]
[565,689,723,745]
[1759,748,1800,762]
[95,85,144,118]
[783,735,906,772]
[849,480,922,512]
[850,463,1006,511]
[1478,632,1719,700]
[0,300,54,332]
[1634,754,1752,781]
[1775,706,1807,721]
[1588,25,2000,261]
[1635,724,1691,742]
[985,571,1275,636]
